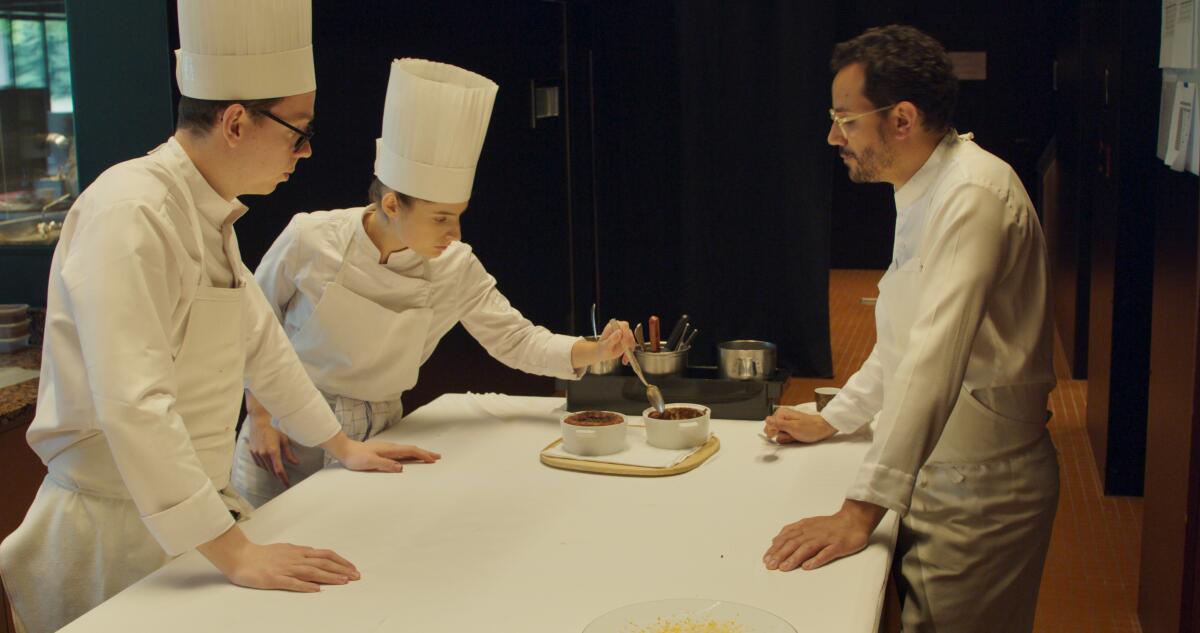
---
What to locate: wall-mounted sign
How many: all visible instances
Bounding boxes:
[949,51,987,81]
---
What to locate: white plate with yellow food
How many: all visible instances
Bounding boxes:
[583,598,795,633]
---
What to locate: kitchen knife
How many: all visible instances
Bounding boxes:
[649,315,661,352]
[665,314,689,351]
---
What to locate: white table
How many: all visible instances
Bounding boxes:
[63,394,897,633]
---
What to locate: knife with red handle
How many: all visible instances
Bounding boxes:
[649,315,661,352]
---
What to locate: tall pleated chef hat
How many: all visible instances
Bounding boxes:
[375,58,499,204]
[175,0,315,100]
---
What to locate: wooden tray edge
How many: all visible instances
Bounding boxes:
[539,435,721,477]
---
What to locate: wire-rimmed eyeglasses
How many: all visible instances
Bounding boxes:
[829,104,895,136]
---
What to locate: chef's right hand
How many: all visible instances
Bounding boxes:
[764,407,837,444]
[198,525,360,593]
[248,412,299,487]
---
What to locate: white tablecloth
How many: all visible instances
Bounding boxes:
[62,394,897,633]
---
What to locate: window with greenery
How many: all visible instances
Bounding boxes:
[12,19,45,89]
[45,19,68,112]
[0,12,71,112]
[0,3,74,239]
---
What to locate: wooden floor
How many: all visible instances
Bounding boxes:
[781,269,1144,633]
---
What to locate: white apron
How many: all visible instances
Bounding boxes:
[231,233,430,507]
[874,257,1059,633]
[290,231,433,403]
[0,209,252,633]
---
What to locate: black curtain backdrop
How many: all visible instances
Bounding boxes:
[588,1,835,376]
[166,0,836,380]
[200,0,573,336]
[168,1,578,404]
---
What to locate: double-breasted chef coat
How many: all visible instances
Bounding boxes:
[819,131,1060,633]
[0,138,342,633]
[231,205,583,507]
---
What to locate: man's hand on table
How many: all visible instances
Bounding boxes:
[248,410,299,487]
[320,432,441,473]
[763,407,837,444]
[763,499,887,571]
[198,525,361,592]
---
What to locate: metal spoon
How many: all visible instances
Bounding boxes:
[624,347,665,414]
[757,432,783,462]
[759,432,781,445]
[633,323,646,351]
[590,303,599,338]
[674,323,690,351]
[680,328,699,351]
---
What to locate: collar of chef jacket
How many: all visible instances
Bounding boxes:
[350,205,433,279]
[893,130,964,211]
[889,130,966,266]
[157,137,249,231]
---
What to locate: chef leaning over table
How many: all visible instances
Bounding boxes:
[0,2,442,632]
[760,26,1059,633]
[230,58,634,507]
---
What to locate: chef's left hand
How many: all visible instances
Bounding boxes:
[321,434,442,473]
[572,319,636,368]
[763,499,886,572]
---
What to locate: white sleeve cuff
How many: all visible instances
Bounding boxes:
[275,392,341,447]
[819,397,871,434]
[548,334,586,380]
[141,481,236,556]
[844,462,916,516]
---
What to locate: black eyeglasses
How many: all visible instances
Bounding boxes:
[259,110,314,152]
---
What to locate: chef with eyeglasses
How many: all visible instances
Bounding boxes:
[0,3,439,631]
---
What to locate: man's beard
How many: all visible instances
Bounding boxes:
[841,129,895,183]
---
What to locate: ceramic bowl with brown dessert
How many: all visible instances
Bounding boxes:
[642,403,711,450]
[561,410,627,456]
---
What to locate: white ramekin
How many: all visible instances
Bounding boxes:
[561,411,628,456]
[642,403,711,449]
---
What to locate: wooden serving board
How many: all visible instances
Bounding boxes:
[539,435,720,477]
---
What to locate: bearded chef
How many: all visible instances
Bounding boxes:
[230,58,632,506]
[0,3,440,632]
[760,26,1059,633]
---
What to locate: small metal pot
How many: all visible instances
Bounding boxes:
[633,344,689,377]
[583,335,622,375]
[718,340,777,381]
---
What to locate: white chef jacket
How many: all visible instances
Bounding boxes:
[820,132,1057,515]
[254,206,582,390]
[28,137,342,555]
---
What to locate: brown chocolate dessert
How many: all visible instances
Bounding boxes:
[564,410,623,426]
[647,407,705,420]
